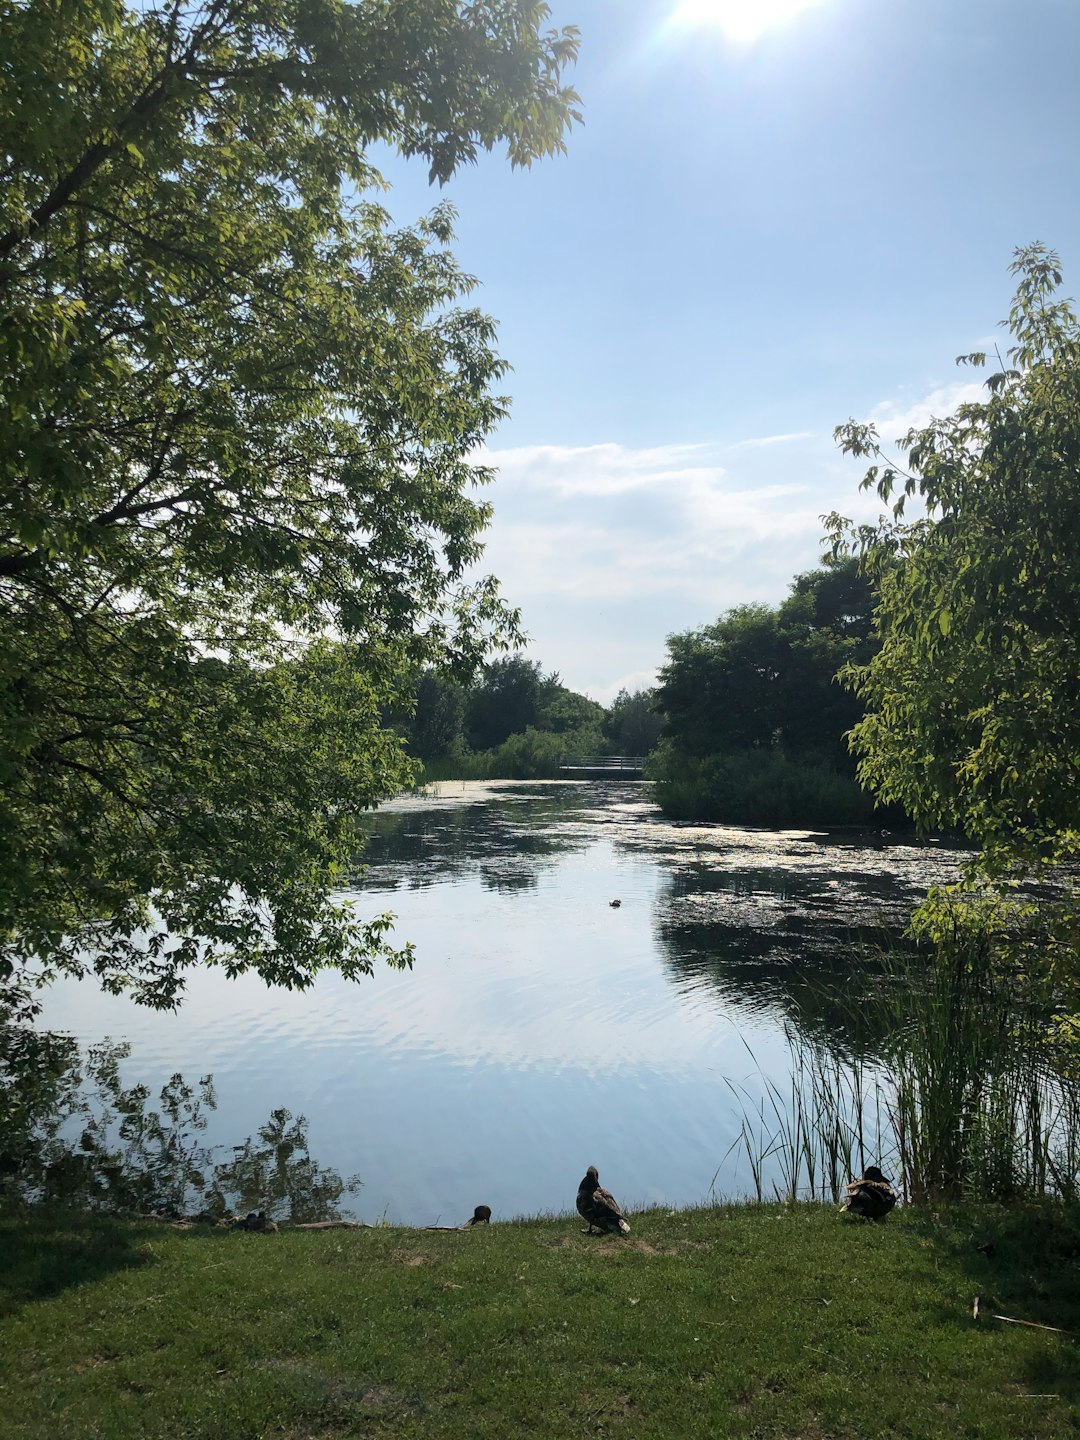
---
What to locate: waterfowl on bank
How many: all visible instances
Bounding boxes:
[576,1165,631,1236]
[842,1166,897,1221]
[464,1204,492,1227]
[238,1210,279,1233]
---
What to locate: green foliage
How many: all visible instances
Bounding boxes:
[728,957,1080,1208]
[406,654,605,777]
[407,669,468,765]
[420,722,602,781]
[603,685,663,755]
[828,245,1080,876]
[0,1014,356,1219]
[655,560,876,769]
[464,656,549,751]
[483,724,569,779]
[647,739,882,827]
[827,245,1080,1020]
[651,562,881,824]
[0,1,580,1004]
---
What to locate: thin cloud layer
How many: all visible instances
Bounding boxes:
[469,379,987,701]
[866,380,986,445]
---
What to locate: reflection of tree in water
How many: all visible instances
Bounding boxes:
[653,862,928,1059]
[479,865,538,894]
[353,785,594,892]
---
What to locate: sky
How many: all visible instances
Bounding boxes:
[378,0,1080,704]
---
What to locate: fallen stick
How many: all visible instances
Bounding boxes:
[291,1220,373,1230]
[991,1314,1078,1337]
[973,1297,1076,1335]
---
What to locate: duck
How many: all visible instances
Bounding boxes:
[464,1204,492,1227]
[841,1166,897,1221]
[609,899,622,908]
[576,1165,630,1236]
[237,1209,279,1233]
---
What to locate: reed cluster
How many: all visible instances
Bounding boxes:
[649,747,885,827]
[720,946,1080,1206]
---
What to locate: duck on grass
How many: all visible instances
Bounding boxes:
[576,1165,631,1236]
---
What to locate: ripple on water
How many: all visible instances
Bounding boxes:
[37,781,965,1223]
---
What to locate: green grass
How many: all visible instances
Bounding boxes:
[3,1203,1080,1438]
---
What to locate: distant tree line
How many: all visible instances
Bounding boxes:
[402,559,897,826]
[401,657,662,780]
[647,559,899,827]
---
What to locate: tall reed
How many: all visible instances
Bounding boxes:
[720,945,1080,1206]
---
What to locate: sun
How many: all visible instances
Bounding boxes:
[672,0,826,45]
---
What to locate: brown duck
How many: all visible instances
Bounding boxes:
[842,1166,897,1221]
[576,1165,630,1236]
[237,1210,279,1233]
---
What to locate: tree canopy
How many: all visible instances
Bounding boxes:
[402,654,606,772]
[654,560,875,766]
[827,244,1080,880]
[0,0,580,1007]
[648,562,881,826]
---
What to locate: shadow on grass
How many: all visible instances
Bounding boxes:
[0,1209,162,1318]
[913,1203,1080,1402]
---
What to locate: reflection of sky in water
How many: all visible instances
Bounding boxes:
[39,782,964,1224]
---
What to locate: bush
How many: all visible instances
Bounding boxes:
[648,740,885,827]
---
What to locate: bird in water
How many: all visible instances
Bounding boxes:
[464,1204,492,1227]
[576,1165,630,1236]
[609,899,622,908]
[842,1166,897,1221]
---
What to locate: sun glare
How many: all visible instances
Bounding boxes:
[672,0,826,45]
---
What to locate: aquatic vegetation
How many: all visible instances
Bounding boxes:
[719,944,1080,1206]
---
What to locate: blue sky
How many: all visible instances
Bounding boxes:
[380,0,1080,703]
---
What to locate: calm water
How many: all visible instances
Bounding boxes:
[39,781,964,1223]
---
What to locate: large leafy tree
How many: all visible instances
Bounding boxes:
[827,245,1080,879]
[603,686,662,757]
[0,0,579,1007]
[654,560,875,765]
[464,654,548,751]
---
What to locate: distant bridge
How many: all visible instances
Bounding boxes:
[558,755,647,779]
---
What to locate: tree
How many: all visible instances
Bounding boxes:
[827,245,1080,878]
[650,562,881,825]
[536,676,604,739]
[654,561,874,764]
[407,669,467,764]
[603,687,662,756]
[464,655,548,751]
[774,562,877,764]
[654,605,782,757]
[0,0,580,1007]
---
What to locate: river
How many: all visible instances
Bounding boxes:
[39,780,965,1224]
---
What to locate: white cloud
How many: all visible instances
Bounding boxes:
[465,380,983,696]
[866,379,986,444]
[479,440,726,499]
[729,430,817,450]
[594,669,661,705]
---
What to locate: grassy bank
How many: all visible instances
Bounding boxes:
[3,1203,1080,1438]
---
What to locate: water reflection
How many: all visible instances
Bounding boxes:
[653,863,928,1058]
[39,781,964,1223]
[356,783,593,893]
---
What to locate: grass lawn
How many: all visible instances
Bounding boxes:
[2,1202,1080,1438]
